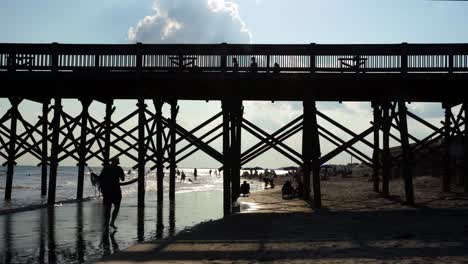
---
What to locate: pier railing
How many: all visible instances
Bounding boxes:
[1,43,468,73]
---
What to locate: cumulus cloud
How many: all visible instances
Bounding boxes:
[128,0,251,43]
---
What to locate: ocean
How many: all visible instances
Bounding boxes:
[0,166,282,263]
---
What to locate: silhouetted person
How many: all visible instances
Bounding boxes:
[282,180,294,199]
[99,157,125,229]
[250,57,258,73]
[194,168,197,181]
[232,57,239,72]
[240,181,250,197]
[180,171,186,182]
[295,181,304,198]
[273,62,280,74]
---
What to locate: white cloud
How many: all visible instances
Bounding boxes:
[128,0,251,43]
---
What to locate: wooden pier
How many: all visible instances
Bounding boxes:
[1,42,468,212]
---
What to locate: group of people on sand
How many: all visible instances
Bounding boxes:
[281,179,304,199]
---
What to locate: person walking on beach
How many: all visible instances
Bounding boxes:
[180,171,186,182]
[99,157,125,229]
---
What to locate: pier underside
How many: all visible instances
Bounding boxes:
[1,71,467,102]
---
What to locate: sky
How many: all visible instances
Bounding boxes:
[1,0,467,168]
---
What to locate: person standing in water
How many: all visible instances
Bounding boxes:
[194,168,198,181]
[99,157,125,229]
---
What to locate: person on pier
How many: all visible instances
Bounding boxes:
[232,57,239,72]
[99,157,125,230]
[250,57,258,73]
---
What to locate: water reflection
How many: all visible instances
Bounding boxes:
[0,176,228,264]
[47,207,57,264]
[101,229,119,257]
[156,201,164,239]
[137,207,145,242]
[3,213,12,264]
[169,201,176,237]
[39,209,46,264]
[76,202,85,263]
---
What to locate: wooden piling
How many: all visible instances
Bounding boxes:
[222,100,231,216]
[169,100,178,201]
[138,99,147,208]
[398,101,414,205]
[382,102,391,196]
[103,100,113,166]
[4,98,21,200]
[442,103,451,192]
[155,99,164,204]
[47,98,62,205]
[304,100,321,208]
[464,103,468,193]
[77,99,91,200]
[372,101,381,193]
[302,101,312,201]
[231,99,242,202]
[40,100,49,197]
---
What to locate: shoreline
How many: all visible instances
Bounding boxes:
[0,195,97,215]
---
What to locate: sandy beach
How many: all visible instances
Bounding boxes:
[97,175,468,264]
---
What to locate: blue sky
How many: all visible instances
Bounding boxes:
[0,0,466,167]
[2,0,468,44]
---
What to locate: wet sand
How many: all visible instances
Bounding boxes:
[97,176,468,264]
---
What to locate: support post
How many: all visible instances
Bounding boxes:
[442,103,451,192]
[77,99,91,200]
[222,100,232,216]
[231,99,242,203]
[302,101,312,201]
[382,102,391,196]
[304,100,321,208]
[155,99,164,204]
[372,101,381,192]
[48,98,62,205]
[398,101,414,205]
[41,100,49,197]
[138,99,147,208]
[4,98,21,200]
[169,100,178,201]
[103,100,113,166]
[464,103,468,193]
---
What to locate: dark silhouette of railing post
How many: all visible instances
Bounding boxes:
[443,102,452,192]
[371,101,381,193]
[381,101,391,196]
[222,100,232,216]
[169,100,179,201]
[4,97,21,200]
[398,101,414,205]
[47,98,62,204]
[137,99,147,208]
[155,99,164,204]
[77,98,91,200]
[40,100,49,197]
